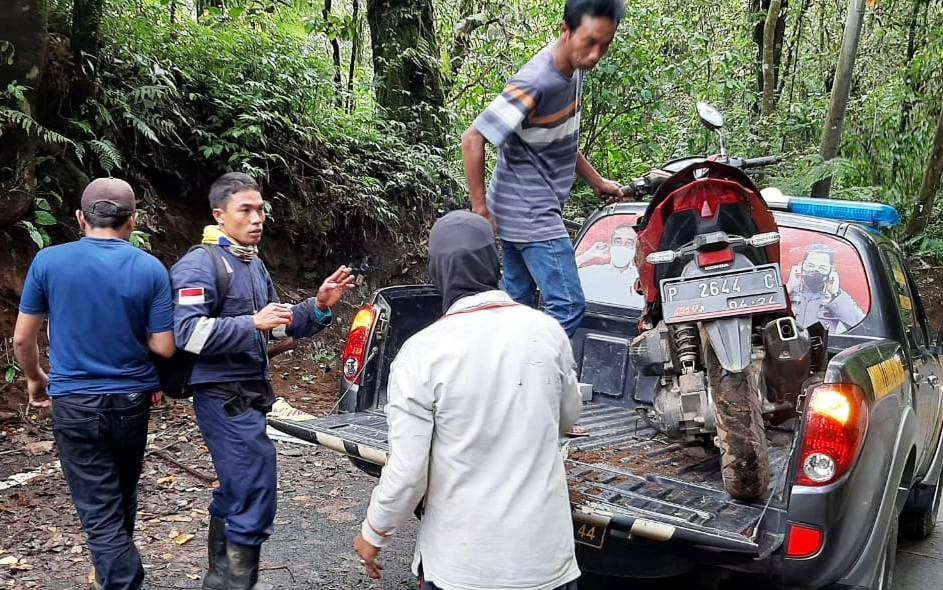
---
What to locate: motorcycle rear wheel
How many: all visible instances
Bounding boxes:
[706,345,772,502]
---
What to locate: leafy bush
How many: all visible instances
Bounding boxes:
[15,0,450,265]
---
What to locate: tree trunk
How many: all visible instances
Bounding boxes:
[71,0,104,61]
[905,107,943,238]
[810,0,867,198]
[778,0,812,118]
[753,0,787,115]
[761,0,784,116]
[366,0,446,147]
[893,0,930,179]
[752,0,765,101]
[346,0,361,113]
[324,0,344,105]
[449,0,486,82]
[0,0,48,229]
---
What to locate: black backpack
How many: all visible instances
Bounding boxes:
[154,244,231,399]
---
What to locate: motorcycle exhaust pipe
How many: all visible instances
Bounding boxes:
[762,317,813,403]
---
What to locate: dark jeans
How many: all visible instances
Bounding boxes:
[193,387,277,547]
[424,582,578,590]
[501,237,587,337]
[52,392,151,590]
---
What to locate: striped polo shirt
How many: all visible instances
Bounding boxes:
[474,45,584,243]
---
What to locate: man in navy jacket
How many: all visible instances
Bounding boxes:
[171,172,354,590]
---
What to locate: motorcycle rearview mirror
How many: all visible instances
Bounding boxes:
[747,232,781,247]
[646,250,678,265]
[696,101,725,130]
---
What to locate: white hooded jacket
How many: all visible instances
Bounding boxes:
[360,288,582,590]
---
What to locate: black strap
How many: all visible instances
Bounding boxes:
[188,244,231,316]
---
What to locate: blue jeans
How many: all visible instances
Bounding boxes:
[52,392,151,590]
[501,237,586,336]
[194,390,277,547]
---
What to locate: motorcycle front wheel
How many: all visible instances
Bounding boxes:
[706,344,772,502]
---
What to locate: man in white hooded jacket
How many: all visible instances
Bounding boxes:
[353,211,583,590]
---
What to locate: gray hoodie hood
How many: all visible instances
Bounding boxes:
[428,211,501,313]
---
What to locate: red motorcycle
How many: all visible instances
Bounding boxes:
[625,103,817,501]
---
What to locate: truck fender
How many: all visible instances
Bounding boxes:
[919,416,943,488]
[836,403,916,587]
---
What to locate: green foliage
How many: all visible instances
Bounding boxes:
[16,0,449,264]
[19,221,47,249]
[0,83,78,149]
[4,363,20,384]
[441,0,943,234]
[8,0,940,264]
[130,230,152,250]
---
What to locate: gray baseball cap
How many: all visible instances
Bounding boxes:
[81,178,136,217]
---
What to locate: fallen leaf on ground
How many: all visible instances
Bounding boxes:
[174,533,195,545]
[0,556,18,566]
[25,441,54,455]
[157,475,177,485]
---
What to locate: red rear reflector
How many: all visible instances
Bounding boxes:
[786,523,824,558]
[796,383,868,486]
[700,200,713,218]
[342,306,378,385]
[696,248,735,268]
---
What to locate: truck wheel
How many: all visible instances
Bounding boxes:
[870,512,898,590]
[706,345,772,502]
[901,471,942,540]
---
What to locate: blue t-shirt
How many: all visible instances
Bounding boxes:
[19,237,174,396]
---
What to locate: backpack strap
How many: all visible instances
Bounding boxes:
[188,244,232,316]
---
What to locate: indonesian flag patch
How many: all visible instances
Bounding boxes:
[178,287,206,306]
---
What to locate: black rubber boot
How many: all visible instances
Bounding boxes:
[226,543,274,590]
[202,516,229,590]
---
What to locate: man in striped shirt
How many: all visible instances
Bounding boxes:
[462,0,626,336]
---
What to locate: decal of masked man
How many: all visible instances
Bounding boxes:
[576,223,644,308]
[787,244,865,334]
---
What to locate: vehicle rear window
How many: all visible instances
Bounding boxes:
[780,227,870,334]
[576,214,644,309]
[576,215,871,333]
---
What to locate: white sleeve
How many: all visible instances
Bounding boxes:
[361,353,435,548]
[558,332,582,435]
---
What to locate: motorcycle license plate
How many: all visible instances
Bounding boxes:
[660,264,786,324]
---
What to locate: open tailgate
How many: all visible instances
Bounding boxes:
[269,403,789,558]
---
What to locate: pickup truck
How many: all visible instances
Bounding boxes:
[270,199,943,589]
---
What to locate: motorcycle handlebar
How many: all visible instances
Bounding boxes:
[614,155,783,202]
[741,155,782,168]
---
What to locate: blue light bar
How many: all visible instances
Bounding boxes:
[787,197,901,228]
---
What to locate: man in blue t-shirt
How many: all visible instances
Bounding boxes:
[13,178,174,590]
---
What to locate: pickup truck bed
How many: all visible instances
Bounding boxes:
[271,400,795,556]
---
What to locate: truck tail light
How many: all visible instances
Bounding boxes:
[796,383,868,486]
[786,523,824,558]
[342,305,378,385]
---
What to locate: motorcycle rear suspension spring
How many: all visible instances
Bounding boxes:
[672,323,699,371]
